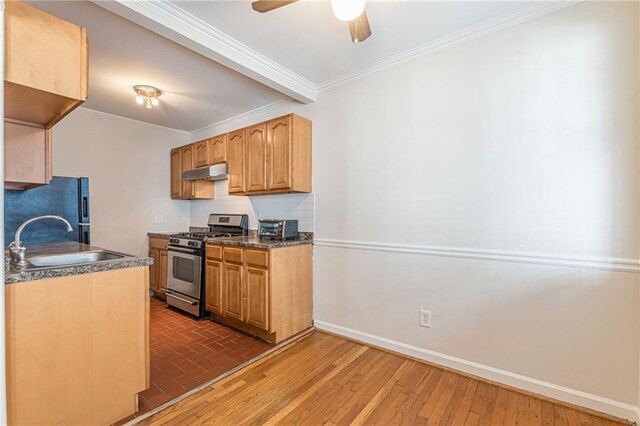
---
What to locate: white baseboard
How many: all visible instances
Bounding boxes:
[314,320,640,423]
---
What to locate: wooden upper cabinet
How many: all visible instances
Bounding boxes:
[4,119,52,190]
[227,130,246,194]
[170,148,182,199]
[194,140,209,168]
[171,144,214,200]
[5,1,88,128]
[269,114,312,193]
[208,134,227,165]
[245,123,268,193]
[181,145,195,198]
[267,116,292,191]
[169,114,311,197]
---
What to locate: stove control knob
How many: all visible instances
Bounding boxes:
[188,241,197,247]
[169,238,179,244]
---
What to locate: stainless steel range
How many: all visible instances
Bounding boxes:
[166,214,248,317]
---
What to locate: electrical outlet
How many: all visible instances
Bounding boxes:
[419,309,432,328]
[154,215,164,224]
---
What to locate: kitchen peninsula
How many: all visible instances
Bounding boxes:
[5,242,151,425]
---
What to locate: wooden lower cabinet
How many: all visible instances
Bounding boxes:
[205,259,222,314]
[148,248,159,291]
[223,262,244,321]
[245,266,269,330]
[5,267,149,425]
[205,244,312,343]
[159,251,168,291]
[149,237,169,296]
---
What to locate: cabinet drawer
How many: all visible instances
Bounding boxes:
[223,247,244,264]
[245,249,269,268]
[149,237,168,250]
[206,245,223,260]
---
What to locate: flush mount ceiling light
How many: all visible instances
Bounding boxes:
[133,85,163,109]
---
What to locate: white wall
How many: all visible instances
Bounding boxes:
[190,180,315,231]
[191,0,640,416]
[52,108,191,256]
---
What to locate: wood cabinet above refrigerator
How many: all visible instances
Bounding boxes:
[4,1,89,190]
[5,1,88,128]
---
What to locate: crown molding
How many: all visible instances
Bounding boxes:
[91,0,316,103]
[316,1,583,93]
[189,98,291,141]
[76,107,190,136]
[93,0,582,134]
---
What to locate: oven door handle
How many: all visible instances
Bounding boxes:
[165,291,198,306]
[168,247,202,256]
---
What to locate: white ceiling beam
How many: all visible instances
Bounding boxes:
[91,0,317,103]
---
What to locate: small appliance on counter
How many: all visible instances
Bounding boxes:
[258,219,299,240]
[166,214,248,318]
[4,176,90,247]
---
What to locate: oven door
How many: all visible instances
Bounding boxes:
[167,247,203,300]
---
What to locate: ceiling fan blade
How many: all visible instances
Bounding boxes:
[348,10,372,43]
[251,0,298,13]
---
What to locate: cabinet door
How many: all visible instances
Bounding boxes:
[208,134,227,165]
[181,145,195,198]
[170,148,182,199]
[4,120,52,190]
[227,130,246,194]
[267,116,292,191]
[194,140,209,168]
[223,263,244,321]
[246,123,268,193]
[5,1,88,128]
[148,249,159,291]
[245,266,269,331]
[205,260,223,314]
[159,251,168,291]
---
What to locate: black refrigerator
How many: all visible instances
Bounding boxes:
[5,176,90,247]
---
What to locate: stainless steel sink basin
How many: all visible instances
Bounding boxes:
[27,251,128,268]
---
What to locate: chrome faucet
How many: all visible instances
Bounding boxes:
[9,215,74,268]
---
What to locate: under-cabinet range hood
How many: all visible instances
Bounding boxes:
[182,163,228,181]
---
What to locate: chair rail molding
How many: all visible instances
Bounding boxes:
[314,239,640,273]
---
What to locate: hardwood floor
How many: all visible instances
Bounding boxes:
[140,332,628,426]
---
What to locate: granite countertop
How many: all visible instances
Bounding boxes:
[147,232,178,239]
[5,242,153,285]
[147,231,314,249]
[205,232,313,249]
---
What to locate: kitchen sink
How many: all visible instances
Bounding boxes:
[27,251,129,268]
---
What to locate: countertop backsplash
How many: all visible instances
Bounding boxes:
[190,180,315,232]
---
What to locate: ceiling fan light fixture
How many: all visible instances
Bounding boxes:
[330,0,365,21]
[133,85,163,109]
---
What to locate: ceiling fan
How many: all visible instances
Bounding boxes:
[251,0,372,44]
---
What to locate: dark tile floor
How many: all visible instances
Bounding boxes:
[118,297,273,423]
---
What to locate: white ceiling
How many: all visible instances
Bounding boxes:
[171,0,546,85]
[27,0,560,132]
[28,0,288,132]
